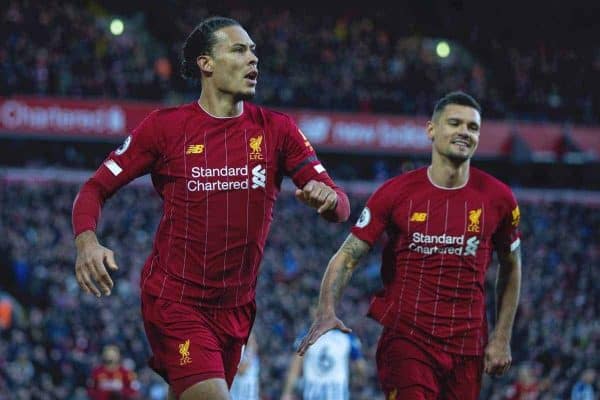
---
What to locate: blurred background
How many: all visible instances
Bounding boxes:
[0,0,598,399]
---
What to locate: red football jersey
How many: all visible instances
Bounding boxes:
[88,365,138,400]
[73,101,349,307]
[505,382,540,400]
[351,167,521,355]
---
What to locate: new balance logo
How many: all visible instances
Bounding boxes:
[410,212,427,222]
[251,165,266,189]
[186,144,204,154]
[464,236,480,256]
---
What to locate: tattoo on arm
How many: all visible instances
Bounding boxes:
[330,234,370,303]
[339,234,370,266]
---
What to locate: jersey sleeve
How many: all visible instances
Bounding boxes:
[280,115,350,222]
[351,180,397,246]
[281,116,328,188]
[492,187,521,253]
[72,111,161,236]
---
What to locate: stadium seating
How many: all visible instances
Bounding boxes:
[2,2,598,123]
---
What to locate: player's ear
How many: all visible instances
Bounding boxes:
[197,55,213,75]
[426,120,435,142]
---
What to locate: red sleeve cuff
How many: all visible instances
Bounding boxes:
[72,181,105,237]
[321,187,350,222]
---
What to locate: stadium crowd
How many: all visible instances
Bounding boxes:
[2,0,599,123]
[0,178,598,399]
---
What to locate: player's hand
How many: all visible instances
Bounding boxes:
[75,231,119,297]
[296,311,351,356]
[484,336,512,376]
[295,180,337,214]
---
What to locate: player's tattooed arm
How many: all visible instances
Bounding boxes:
[297,234,370,355]
[329,234,370,300]
[339,233,371,264]
[315,233,370,312]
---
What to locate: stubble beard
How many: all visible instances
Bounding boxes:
[447,151,471,163]
[234,91,256,102]
[439,145,472,165]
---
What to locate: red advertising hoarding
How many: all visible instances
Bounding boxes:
[0,96,159,140]
[1,96,598,159]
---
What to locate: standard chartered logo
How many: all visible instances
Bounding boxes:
[186,164,266,192]
[251,165,266,189]
[408,232,480,256]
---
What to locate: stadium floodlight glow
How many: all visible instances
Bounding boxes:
[436,41,451,58]
[110,19,124,36]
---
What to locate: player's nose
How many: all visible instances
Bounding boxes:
[248,51,258,65]
[456,126,469,136]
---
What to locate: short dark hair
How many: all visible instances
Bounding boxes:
[180,16,241,80]
[432,91,481,120]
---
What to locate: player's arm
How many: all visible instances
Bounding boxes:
[297,234,370,355]
[281,353,303,400]
[281,117,350,222]
[295,177,350,222]
[485,243,522,376]
[486,194,522,377]
[494,244,522,342]
[73,112,160,297]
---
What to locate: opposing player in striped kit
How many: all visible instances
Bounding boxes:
[299,92,522,400]
[230,332,260,400]
[72,16,349,400]
[282,328,365,400]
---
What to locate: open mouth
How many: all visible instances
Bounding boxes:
[244,70,258,83]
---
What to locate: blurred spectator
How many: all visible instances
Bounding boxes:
[503,364,545,400]
[88,344,140,400]
[571,369,596,400]
[0,292,26,331]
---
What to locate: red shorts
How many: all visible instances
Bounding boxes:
[376,329,483,400]
[141,291,255,397]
